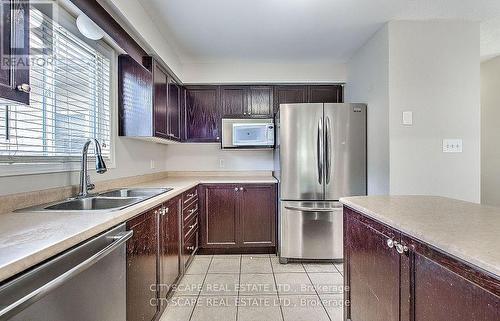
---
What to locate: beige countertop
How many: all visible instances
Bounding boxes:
[340,195,500,278]
[0,175,276,283]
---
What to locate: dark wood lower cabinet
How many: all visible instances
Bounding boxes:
[344,211,400,321]
[344,206,500,321]
[158,196,181,304]
[199,183,277,252]
[240,185,276,247]
[201,184,238,247]
[126,207,160,321]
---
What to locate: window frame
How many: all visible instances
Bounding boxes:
[0,4,118,177]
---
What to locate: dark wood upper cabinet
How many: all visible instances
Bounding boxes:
[0,0,29,104]
[200,184,277,250]
[126,208,160,321]
[344,206,500,321]
[239,184,276,246]
[167,77,181,140]
[220,86,247,116]
[118,55,153,137]
[308,85,343,103]
[153,62,168,138]
[185,86,221,142]
[273,85,308,113]
[247,86,273,116]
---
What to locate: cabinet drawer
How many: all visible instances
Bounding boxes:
[184,228,198,259]
[183,200,199,221]
[183,187,198,206]
[184,214,199,238]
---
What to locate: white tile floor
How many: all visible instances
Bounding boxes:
[159,254,344,321]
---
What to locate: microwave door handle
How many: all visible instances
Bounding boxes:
[317,118,323,185]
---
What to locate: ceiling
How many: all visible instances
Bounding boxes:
[138,0,500,64]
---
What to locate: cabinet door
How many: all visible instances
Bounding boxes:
[220,86,247,116]
[308,85,343,103]
[239,184,276,247]
[344,209,400,321]
[118,55,153,136]
[159,197,180,302]
[0,0,29,104]
[248,86,273,116]
[167,77,181,140]
[273,85,307,113]
[201,184,239,248]
[153,63,168,138]
[185,86,221,142]
[126,208,159,321]
[409,251,500,321]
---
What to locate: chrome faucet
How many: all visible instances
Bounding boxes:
[78,139,107,198]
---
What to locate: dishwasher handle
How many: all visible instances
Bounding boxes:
[0,230,133,319]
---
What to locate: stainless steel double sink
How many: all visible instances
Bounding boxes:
[19,188,172,212]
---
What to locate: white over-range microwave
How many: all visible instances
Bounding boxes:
[221,117,275,149]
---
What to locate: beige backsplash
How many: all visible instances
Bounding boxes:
[0,171,273,214]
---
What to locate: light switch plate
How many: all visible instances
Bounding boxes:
[443,139,463,153]
[402,111,413,126]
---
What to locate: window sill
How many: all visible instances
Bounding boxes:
[0,160,116,177]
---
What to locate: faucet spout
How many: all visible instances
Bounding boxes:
[78,139,107,198]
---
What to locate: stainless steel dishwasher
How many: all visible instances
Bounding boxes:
[0,224,132,321]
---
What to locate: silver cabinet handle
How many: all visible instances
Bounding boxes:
[188,208,196,214]
[187,193,195,198]
[0,230,133,318]
[239,187,244,191]
[16,83,31,93]
[386,239,394,248]
[187,246,195,251]
[234,187,239,191]
[189,224,196,229]
[394,242,408,254]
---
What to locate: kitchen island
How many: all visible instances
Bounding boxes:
[340,195,500,321]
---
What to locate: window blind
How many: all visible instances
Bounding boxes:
[0,7,112,163]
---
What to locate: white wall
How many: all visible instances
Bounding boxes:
[388,21,480,203]
[346,25,390,195]
[103,0,183,77]
[481,56,500,206]
[0,137,168,196]
[164,144,274,171]
[182,62,347,84]
[346,21,481,202]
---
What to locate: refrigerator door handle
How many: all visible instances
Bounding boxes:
[284,205,341,212]
[317,118,323,184]
[325,116,332,184]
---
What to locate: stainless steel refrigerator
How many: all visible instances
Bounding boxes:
[274,103,367,262]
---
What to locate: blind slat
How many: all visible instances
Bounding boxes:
[0,7,112,162]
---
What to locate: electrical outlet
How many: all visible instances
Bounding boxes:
[219,159,225,168]
[442,139,463,153]
[150,160,155,169]
[402,111,413,126]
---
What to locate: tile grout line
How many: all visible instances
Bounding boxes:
[187,255,213,321]
[304,265,333,321]
[236,254,242,321]
[270,255,286,321]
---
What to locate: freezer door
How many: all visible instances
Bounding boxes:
[279,201,343,260]
[324,103,367,200]
[279,103,324,200]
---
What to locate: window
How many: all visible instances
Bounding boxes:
[0,6,112,164]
